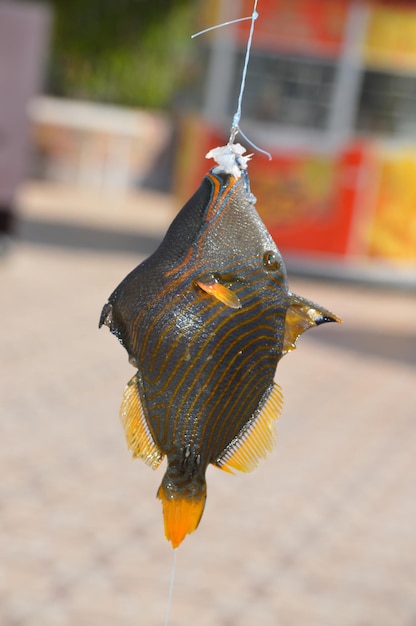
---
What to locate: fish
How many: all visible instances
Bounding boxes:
[99,145,340,548]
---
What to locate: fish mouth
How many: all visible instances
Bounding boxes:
[315,313,341,326]
[99,302,112,328]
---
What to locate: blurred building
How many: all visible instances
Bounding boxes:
[30,97,171,193]
[177,0,416,283]
[0,1,50,242]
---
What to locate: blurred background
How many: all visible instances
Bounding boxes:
[1,1,415,625]
[2,0,416,281]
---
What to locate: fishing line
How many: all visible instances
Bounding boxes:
[238,127,272,160]
[230,0,258,134]
[191,15,254,39]
[192,0,271,160]
[164,548,178,626]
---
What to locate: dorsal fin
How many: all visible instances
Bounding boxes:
[120,375,164,469]
[283,293,341,355]
[215,383,283,474]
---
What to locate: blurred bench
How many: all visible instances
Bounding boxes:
[29,96,171,193]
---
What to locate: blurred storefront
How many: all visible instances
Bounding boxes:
[0,1,50,242]
[177,0,416,284]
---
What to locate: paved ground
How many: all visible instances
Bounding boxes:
[1,183,416,626]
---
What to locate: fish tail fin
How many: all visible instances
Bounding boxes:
[157,476,207,549]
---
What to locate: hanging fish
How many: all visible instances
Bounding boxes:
[99,144,340,548]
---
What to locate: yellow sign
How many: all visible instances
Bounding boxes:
[364,4,416,69]
[370,150,416,262]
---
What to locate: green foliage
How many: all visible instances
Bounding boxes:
[44,0,197,108]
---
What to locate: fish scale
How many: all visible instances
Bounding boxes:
[140,276,282,455]
[100,167,341,548]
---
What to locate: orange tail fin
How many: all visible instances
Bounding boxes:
[157,486,206,548]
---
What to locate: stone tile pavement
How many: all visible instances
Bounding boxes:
[1,183,416,626]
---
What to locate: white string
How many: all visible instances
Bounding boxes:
[191,16,253,39]
[238,127,272,160]
[192,0,271,161]
[164,548,178,626]
[231,0,258,132]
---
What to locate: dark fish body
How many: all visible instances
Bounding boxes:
[100,170,340,547]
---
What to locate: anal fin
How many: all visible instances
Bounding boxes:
[215,383,283,474]
[120,374,163,469]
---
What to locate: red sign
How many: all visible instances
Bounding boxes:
[175,117,366,260]
[237,0,349,57]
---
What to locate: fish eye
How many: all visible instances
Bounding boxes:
[263,251,279,270]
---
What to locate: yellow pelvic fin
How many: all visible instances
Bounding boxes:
[157,487,206,549]
[120,375,163,469]
[196,280,242,309]
[283,294,342,355]
[215,383,283,474]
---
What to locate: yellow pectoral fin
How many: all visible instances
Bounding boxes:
[283,294,341,355]
[196,280,242,309]
[120,374,163,469]
[215,383,283,474]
